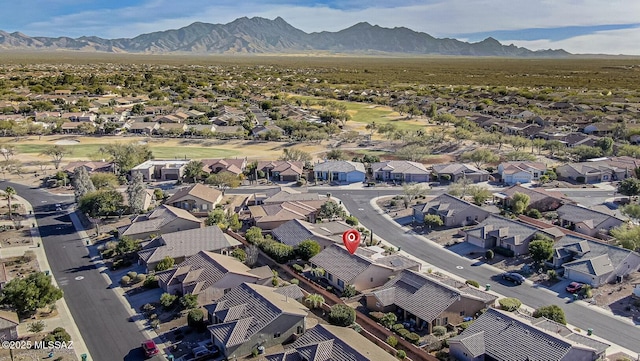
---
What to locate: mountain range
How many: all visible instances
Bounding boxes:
[0,16,570,57]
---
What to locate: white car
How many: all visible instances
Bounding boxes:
[55,204,63,212]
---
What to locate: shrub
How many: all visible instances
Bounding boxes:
[150,319,160,329]
[405,332,421,344]
[120,275,131,285]
[392,323,405,332]
[179,294,198,310]
[526,209,542,219]
[328,304,356,327]
[432,325,447,337]
[160,293,177,309]
[135,273,147,283]
[493,246,515,257]
[465,279,480,288]
[296,239,321,261]
[290,278,299,285]
[485,249,494,260]
[341,284,357,298]
[397,328,410,338]
[127,271,138,279]
[262,240,295,263]
[499,297,522,312]
[345,215,359,226]
[187,309,205,330]
[143,275,159,289]
[386,335,398,348]
[435,351,449,361]
[547,269,557,280]
[292,264,304,273]
[397,350,406,359]
[44,327,71,343]
[380,313,398,328]
[230,248,246,262]
[533,305,566,325]
[459,320,473,330]
[369,311,384,321]
[141,303,154,313]
[27,320,45,333]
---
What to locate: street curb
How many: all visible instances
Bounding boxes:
[14,195,91,361]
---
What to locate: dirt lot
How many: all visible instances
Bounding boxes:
[0,227,33,248]
[0,251,40,281]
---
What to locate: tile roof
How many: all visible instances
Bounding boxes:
[432,163,488,176]
[263,324,397,361]
[370,160,429,175]
[310,244,421,285]
[465,215,548,244]
[449,308,605,361]
[118,205,202,237]
[165,183,222,204]
[557,204,626,229]
[264,189,320,204]
[206,283,308,348]
[499,161,546,175]
[455,331,485,357]
[0,310,19,329]
[313,160,365,173]
[271,219,350,247]
[137,226,240,266]
[497,184,568,204]
[369,270,496,323]
[274,284,305,300]
[413,193,488,218]
[555,235,638,277]
[155,251,269,295]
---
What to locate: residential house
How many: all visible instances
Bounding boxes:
[309,244,421,292]
[313,161,366,184]
[117,205,203,240]
[130,159,191,181]
[492,184,570,212]
[557,204,627,238]
[556,157,636,183]
[251,124,285,138]
[257,161,305,182]
[0,311,19,341]
[201,158,247,176]
[262,188,320,204]
[271,219,352,249]
[431,163,490,183]
[156,122,187,135]
[206,283,308,359]
[262,324,397,361]
[366,270,496,334]
[248,200,326,230]
[156,251,272,304]
[0,264,7,290]
[553,235,640,287]
[497,161,546,185]
[449,308,609,361]
[464,215,556,255]
[137,226,241,271]
[370,160,430,183]
[127,121,159,135]
[412,193,491,227]
[63,161,114,175]
[164,183,223,215]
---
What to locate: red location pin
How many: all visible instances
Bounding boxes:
[342,229,361,255]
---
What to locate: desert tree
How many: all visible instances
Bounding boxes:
[72,167,96,202]
[41,145,71,170]
[126,172,147,214]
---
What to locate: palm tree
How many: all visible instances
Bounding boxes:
[305,294,325,310]
[5,186,16,220]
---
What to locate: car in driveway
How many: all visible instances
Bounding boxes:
[501,272,526,285]
[566,282,584,293]
[142,340,159,358]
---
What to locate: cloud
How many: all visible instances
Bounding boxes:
[5,0,640,54]
[502,26,640,55]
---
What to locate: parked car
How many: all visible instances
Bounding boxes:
[142,340,159,358]
[501,272,526,285]
[566,282,584,293]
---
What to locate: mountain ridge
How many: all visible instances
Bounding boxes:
[0,17,571,57]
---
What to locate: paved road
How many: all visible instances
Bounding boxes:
[325,189,640,353]
[6,183,158,361]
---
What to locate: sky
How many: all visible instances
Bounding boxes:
[2,0,640,55]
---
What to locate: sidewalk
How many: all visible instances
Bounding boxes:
[66,211,169,359]
[366,196,640,359]
[1,195,90,361]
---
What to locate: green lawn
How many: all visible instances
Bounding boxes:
[16,143,240,160]
[288,95,427,131]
